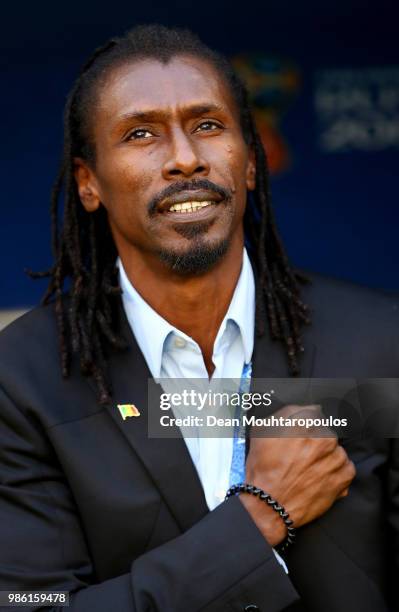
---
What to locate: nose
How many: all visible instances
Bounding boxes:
[162,128,210,179]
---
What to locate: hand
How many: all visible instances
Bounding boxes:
[240,404,356,546]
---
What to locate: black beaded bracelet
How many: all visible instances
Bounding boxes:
[225,483,296,553]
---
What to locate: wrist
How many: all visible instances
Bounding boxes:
[239,493,287,547]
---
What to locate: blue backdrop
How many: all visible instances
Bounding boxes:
[1,0,398,307]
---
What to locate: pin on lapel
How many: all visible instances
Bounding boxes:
[117,404,141,420]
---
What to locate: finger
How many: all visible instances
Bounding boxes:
[331,444,349,470]
[337,459,356,495]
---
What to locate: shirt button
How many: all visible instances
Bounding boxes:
[174,337,186,349]
[244,606,260,611]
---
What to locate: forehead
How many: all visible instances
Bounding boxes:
[95,55,239,123]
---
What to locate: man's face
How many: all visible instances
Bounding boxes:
[75,55,256,274]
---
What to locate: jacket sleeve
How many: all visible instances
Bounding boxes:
[0,385,300,612]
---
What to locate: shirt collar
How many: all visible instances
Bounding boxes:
[118,261,174,379]
[223,248,255,364]
[117,248,255,378]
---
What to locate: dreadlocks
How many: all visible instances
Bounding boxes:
[31,24,310,404]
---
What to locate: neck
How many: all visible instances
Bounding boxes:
[119,234,244,376]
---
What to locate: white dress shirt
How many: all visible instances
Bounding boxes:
[118,249,288,572]
[118,248,254,510]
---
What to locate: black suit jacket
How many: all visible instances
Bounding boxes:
[0,273,398,612]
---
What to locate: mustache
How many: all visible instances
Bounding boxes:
[147,178,232,216]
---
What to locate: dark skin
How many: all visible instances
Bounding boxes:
[75,55,256,376]
[74,55,355,547]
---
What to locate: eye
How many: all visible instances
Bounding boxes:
[126,128,155,140]
[194,120,223,132]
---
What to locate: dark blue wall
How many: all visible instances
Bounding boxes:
[2,1,398,307]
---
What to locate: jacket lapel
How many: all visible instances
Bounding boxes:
[251,323,316,379]
[101,301,209,533]
[250,327,386,609]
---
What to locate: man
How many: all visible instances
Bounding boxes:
[0,24,398,612]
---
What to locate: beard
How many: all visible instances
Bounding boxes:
[147,177,235,274]
[156,221,231,275]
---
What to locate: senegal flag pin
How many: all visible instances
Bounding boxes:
[117,404,141,420]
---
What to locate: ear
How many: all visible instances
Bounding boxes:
[73,158,101,212]
[246,146,256,191]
